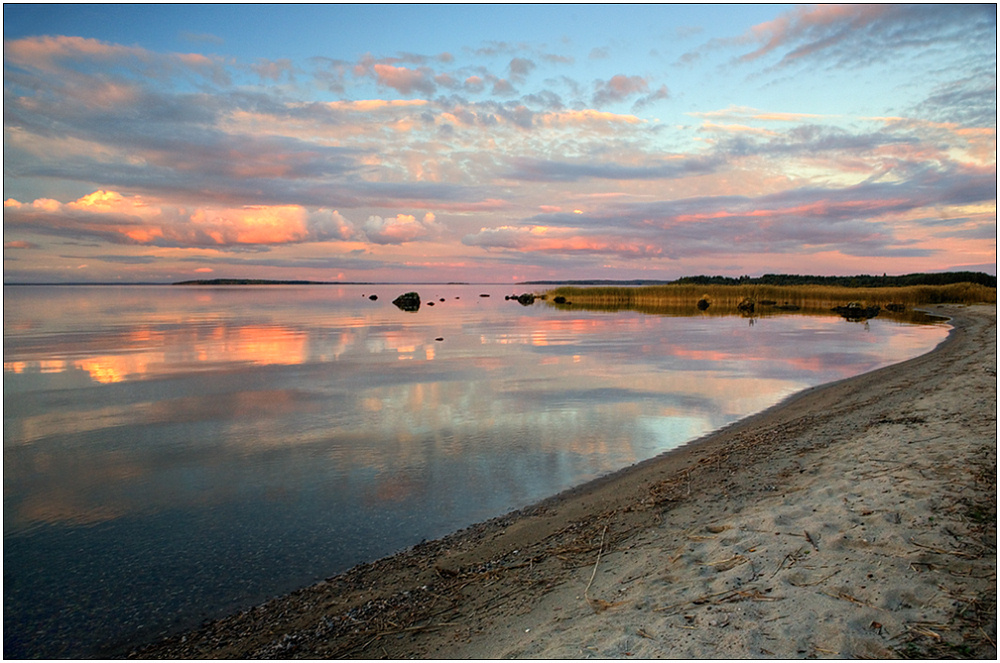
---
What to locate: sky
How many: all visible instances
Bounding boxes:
[3,3,996,284]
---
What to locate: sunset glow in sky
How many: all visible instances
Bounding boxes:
[3,4,996,283]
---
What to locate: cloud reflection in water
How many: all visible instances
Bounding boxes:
[2,285,948,658]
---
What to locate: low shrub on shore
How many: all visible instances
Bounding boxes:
[543,282,996,315]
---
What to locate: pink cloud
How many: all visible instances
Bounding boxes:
[729,4,992,70]
[463,225,662,258]
[4,34,228,83]
[372,63,436,95]
[4,191,357,247]
[362,212,439,244]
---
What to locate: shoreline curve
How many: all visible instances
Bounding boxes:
[132,304,996,659]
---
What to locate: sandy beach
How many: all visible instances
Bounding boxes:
[133,304,996,660]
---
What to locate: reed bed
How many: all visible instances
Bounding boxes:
[543,282,995,314]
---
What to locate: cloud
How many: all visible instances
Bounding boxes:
[362,212,439,244]
[464,159,995,264]
[915,74,998,127]
[3,191,359,248]
[463,75,485,93]
[504,155,719,182]
[535,109,644,128]
[251,58,295,82]
[462,225,663,258]
[592,74,649,106]
[508,57,535,83]
[689,105,828,123]
[4,34,230,84]
[491,78,516,96]
[372,63,437,95]
[732,4,996,69]
[3,22,992,281]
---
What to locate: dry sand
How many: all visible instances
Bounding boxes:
[133,304,996,660]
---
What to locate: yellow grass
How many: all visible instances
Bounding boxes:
[542,282,995,316]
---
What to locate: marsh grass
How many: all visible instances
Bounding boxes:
[544,282,995,316]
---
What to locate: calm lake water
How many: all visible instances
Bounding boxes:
[3,285,948,657]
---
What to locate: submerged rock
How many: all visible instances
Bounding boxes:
[833,302,880,320]
[516,293,535,306]
[737,298,755,314]
[392,292,421,311]
[697,298,710,311]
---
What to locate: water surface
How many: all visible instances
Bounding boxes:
[3,285,948,657]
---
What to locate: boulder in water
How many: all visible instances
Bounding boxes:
[516,293,535,306]
[392,292,421,311]
[833,302,880,320]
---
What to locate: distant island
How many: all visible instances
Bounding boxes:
[174,279,337,286]
[173,272,996,288]
[525,271,996,288]
[172,279,471,286]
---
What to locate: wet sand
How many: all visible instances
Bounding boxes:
[133,304,996,659]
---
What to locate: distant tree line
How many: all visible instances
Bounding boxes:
[173,279,326,285]
[672,272,996,288]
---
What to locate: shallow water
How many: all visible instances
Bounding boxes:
[2,285,948,657]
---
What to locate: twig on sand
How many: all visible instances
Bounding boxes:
[822,590,877,609]
[707,554,748,572]
[909,537,978,559]
[584,526,607,600]
[804,530,819,551]
[584,525,620,612]
[788,569,840,587]
[361,621,461,650]
[904,624,942,641]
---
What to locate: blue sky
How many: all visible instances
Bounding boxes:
[3,3,996,283]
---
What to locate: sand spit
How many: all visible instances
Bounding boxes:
[133,305,996,660]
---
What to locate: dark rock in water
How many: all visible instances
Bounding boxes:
[759,299,777,306]
[427,301,435,306]
[440,298,446,302]
[885,303,906,312]
[479,294,490,298]
[737,298,755,313]
[833,302,880,320]
[435,337,444,342]
[697,298,710,311]
[368,294,378,301]
[774,303,800,311]
[553,296,567,304]
[392,292,421,311]
[516,293,535,306]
